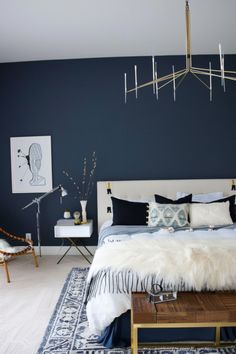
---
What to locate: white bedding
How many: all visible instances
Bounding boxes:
[86,226,236,334]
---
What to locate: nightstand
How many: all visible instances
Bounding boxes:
[54,219,93,264]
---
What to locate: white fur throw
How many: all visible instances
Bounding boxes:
[88,233,236,291]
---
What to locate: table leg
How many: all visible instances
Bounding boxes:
[80,239,93,257]
[83,245,93,257]
[215,326,221,346]
[132,325,138,354]
[69,238,92,264]
[57,245,72,264]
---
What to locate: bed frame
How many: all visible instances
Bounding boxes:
[97,179,236,231]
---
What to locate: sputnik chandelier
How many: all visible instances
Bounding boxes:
[124,0,236,102]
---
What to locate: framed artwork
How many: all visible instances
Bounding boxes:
[10,136,53,193]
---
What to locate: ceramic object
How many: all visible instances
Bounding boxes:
[80,200,87,223]
[63,210,71,219]
[73,211,81,225]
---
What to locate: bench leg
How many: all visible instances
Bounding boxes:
[215,326,221,346]
[132,325,138,354]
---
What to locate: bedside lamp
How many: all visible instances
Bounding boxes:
[22,184,68,257]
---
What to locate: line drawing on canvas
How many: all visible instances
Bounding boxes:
[17,143,46,186]
[10,135,52,193]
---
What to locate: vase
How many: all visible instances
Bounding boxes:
[80,200,87,223]
[63,210,71,219]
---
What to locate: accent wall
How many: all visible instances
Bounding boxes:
[0,55,236,245]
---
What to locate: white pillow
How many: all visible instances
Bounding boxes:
[176,191,224,203]
[190,201,233,228]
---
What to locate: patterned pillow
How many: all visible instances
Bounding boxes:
[147,203,189,228]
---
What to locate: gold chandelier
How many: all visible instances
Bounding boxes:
[124,1,236,102]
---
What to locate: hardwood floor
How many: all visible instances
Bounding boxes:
[0,255,90,354]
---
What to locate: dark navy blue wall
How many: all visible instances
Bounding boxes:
[0,55,236,245]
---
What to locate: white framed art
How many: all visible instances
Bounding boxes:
[10,136,53,193]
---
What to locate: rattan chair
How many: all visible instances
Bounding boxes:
[0,227,38,283]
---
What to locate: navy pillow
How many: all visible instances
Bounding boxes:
[111,197,148,225]
[155,194,192,204]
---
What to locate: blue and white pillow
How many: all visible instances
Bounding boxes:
[147,203,189,228]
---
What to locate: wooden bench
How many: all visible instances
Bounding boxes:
[131,292,236,353]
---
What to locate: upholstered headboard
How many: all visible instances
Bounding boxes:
[97,179,236,231]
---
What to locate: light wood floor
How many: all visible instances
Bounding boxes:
[0,255,90,354]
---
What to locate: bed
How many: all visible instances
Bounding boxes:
[85,179,236,347]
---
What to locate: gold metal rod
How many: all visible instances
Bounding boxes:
[192,69,236,81]
[192,66,236,75]
[175,71,188,89]
[185,0,192,69]
[215,326,221,347]
[191,71,210,89]
[158,71,187,90]
[127,68,186,93]
[135,321,236,329]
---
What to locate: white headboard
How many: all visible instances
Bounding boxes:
[97,179,236,231]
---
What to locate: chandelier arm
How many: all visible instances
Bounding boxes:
[192,69,236,82]
[190,72,210,90]
[175,71,188,89]
[191,66,236,75]
[158,71,187,90]
[126,68,186,93]
[157,68,186,82]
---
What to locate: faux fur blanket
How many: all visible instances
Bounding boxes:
[88,233,236,291]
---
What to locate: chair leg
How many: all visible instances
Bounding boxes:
[3,261,10,283]
[32,248,39,268]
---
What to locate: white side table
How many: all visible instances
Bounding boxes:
[54,219,93,264]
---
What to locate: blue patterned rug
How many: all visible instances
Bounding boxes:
[37,268,236,354]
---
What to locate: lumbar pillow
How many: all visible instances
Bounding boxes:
[147,203,189,228]
[190,201,233,228]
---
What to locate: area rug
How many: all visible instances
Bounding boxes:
[37,268,236,354]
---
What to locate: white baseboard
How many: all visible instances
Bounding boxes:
[35,246,97,256]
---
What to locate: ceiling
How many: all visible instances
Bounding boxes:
[1,0,236,63]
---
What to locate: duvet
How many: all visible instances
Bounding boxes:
[86,224,236,334]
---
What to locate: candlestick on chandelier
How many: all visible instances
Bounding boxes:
[209,62,212,102]
[155,62,158,100]
[134,65,138,99]
[124,73,127,103]
[152,56,155,94]
[172,66,176,102]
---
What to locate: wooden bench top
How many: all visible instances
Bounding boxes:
[132,292,236,324]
